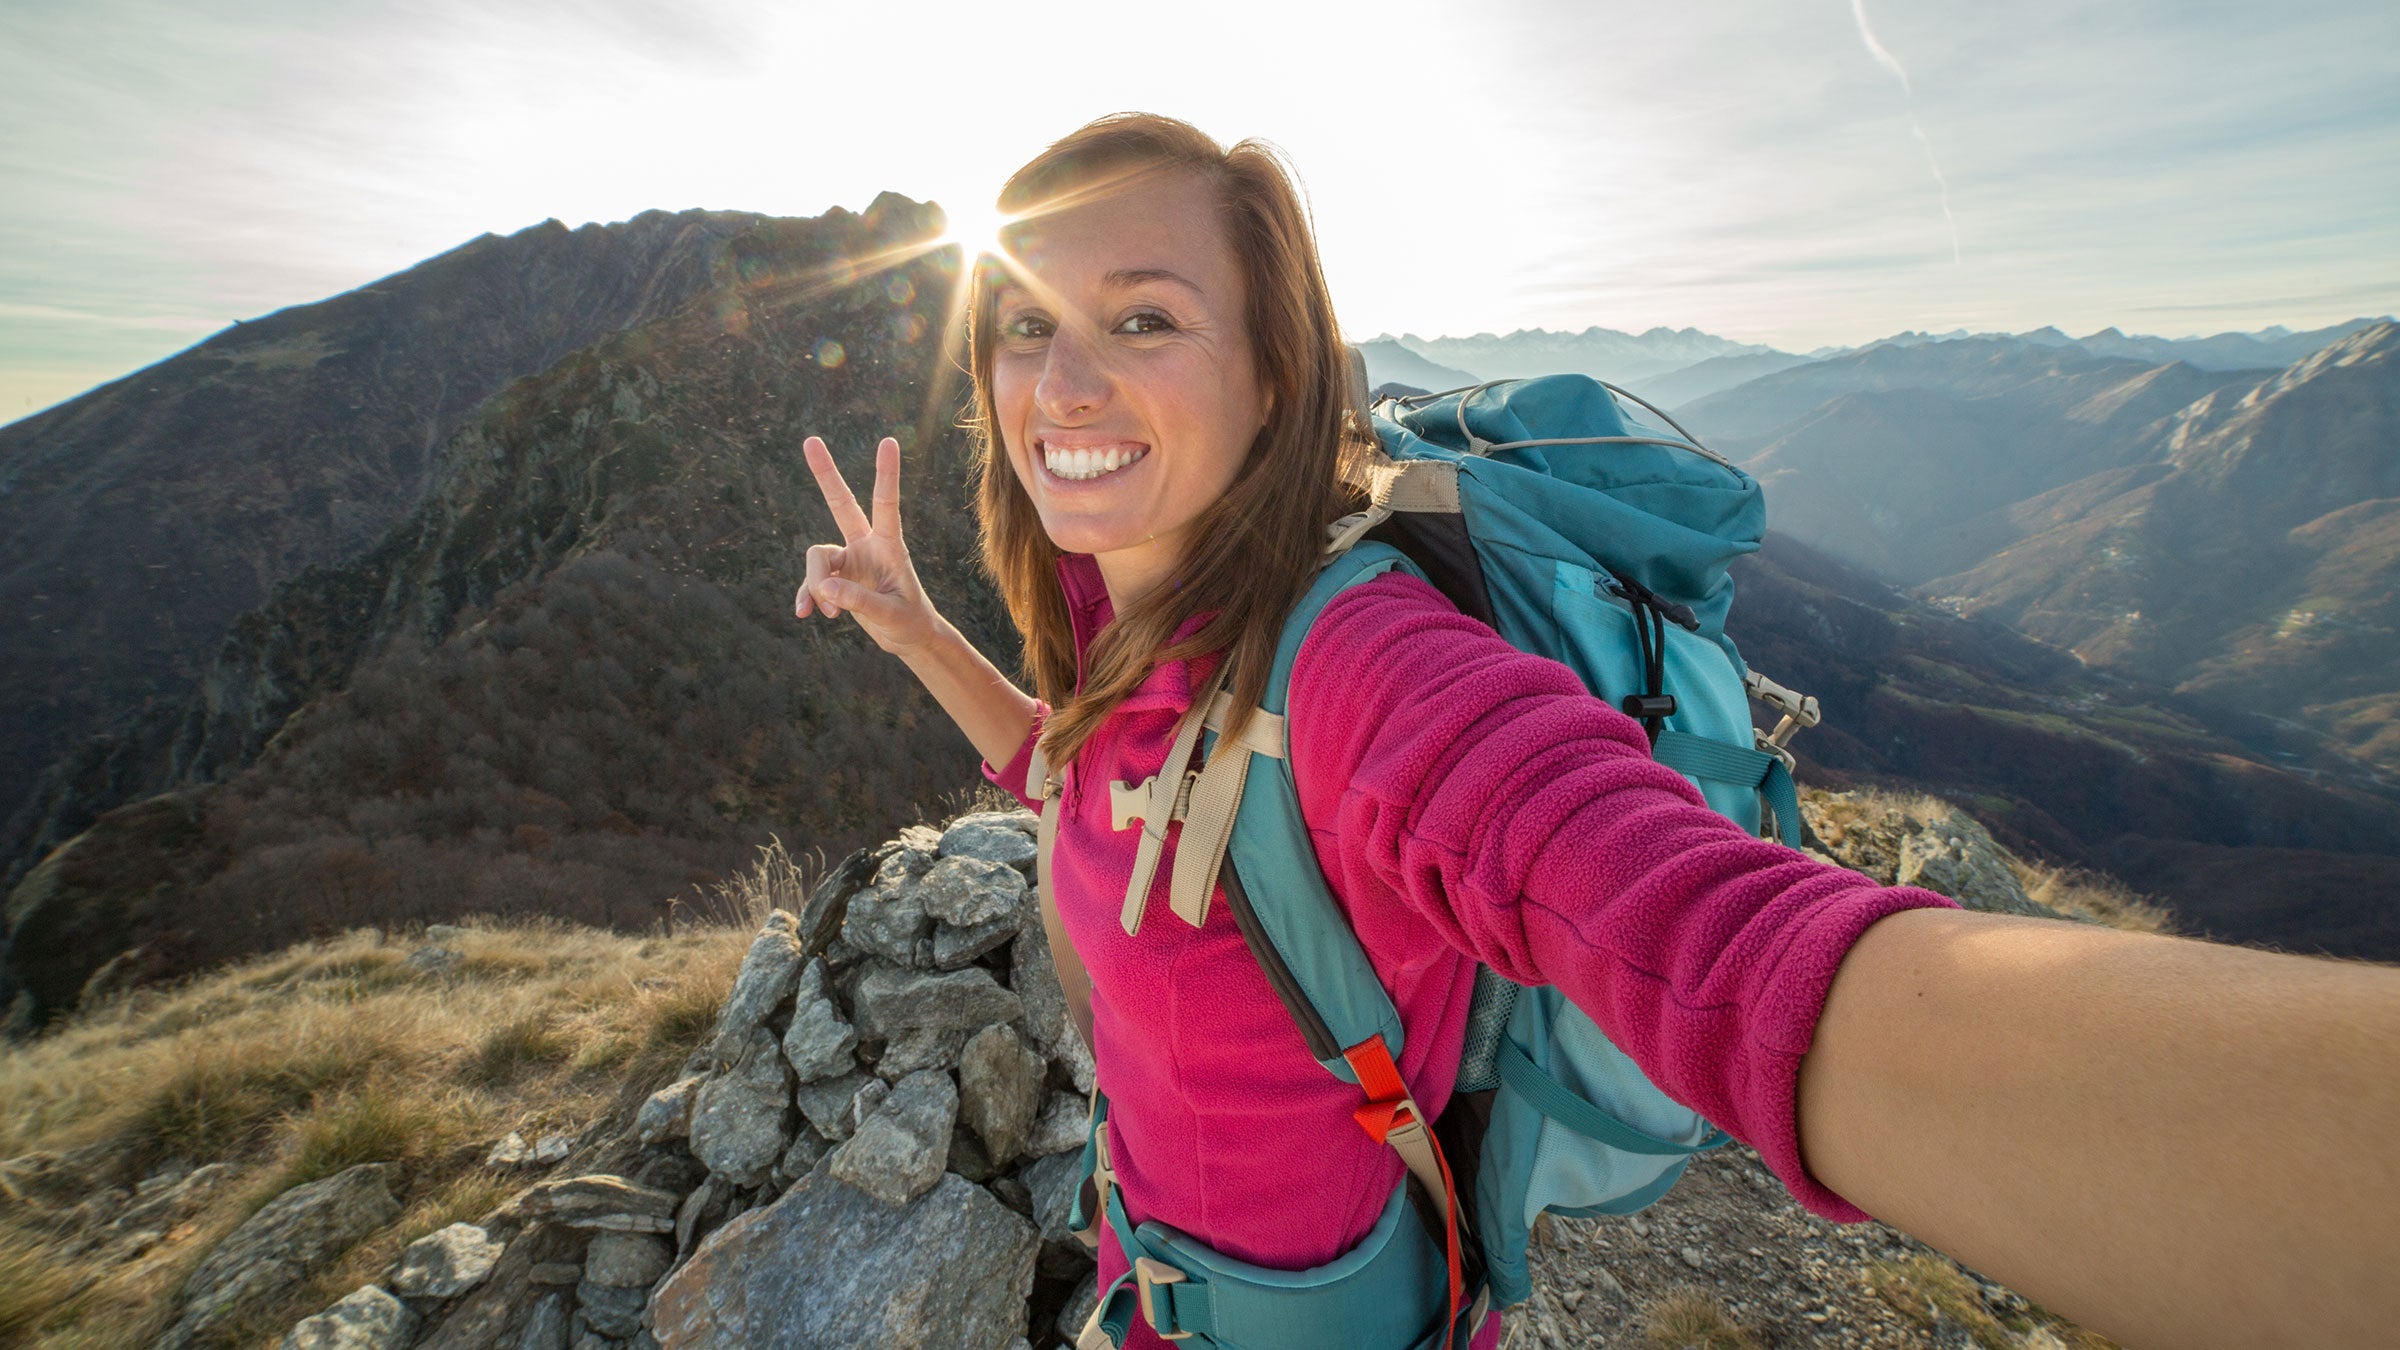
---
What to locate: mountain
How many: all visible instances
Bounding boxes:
[1354,338,1478,393]
[2074,318,2391,370]
[1645,351,1813,410]
[1922,323,2400,765]
[1727,533,2400,957]
[2,196,1017,1032]
[0,209,772,886]
[1387,325,1780,387]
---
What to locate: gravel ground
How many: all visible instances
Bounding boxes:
[1495,1144,2106,1349]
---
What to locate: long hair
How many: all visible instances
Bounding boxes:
[965,112,1373,778]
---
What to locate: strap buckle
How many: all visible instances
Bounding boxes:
[1133,1257,1194,1340]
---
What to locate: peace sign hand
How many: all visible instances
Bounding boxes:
[794,435,941,656]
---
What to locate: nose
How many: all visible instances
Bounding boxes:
[1033,322,1112,423]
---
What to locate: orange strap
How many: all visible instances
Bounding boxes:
[1344,1037,1464,1344]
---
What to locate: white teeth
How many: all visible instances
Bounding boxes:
[1043,442,1146,481]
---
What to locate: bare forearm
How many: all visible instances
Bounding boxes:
[893,614,1041,773]
[1797,907,2400,1348]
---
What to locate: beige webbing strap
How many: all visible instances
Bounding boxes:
[1166,728,1253,929]
[1032,743,1063,923]
[1382,1108,1453,1226]
[1201,690,1286,759]
[1118,666,1227,936]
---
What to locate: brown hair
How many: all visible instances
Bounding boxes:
[965,112,1372,778]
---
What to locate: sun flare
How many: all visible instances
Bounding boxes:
[935,197,1013,265]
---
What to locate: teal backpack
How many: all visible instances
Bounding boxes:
[1048,373,1823,1350]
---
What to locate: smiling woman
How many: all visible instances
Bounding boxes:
[791,112,2400,1350]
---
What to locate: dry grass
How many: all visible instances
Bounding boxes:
[1635,1285,1761,1350]
[0,912,756,1349]
[690,833,819,932]
[1865,1255,2017,1349]
[2014,861,2177,935]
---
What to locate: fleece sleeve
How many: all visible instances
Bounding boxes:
[1287,571,1956,1222]
[981,699,1052,814]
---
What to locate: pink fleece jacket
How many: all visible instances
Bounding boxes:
[982,552,1956,1348]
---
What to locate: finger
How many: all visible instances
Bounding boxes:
[803,435,872,545]
[802,543,844,618]
[872,437,902,542]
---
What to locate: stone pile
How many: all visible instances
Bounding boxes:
[269,807,1101,1350]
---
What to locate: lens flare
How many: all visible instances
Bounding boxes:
[935,197,1013,266]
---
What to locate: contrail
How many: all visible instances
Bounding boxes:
[1851,0,1961,264]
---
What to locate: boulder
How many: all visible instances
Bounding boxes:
[575,1275,647,1338]
[387,1221,505,1299]
[826,1070,957,1208]
[649,1170,1037,1349]
[704,910,804,1064]
[931,914,1020,970]
[514,1292,571,1350]
[687,1028,793,1187]
[634,1076,702,1145]
[956,1024,1046,1165]
[850,964,1021,1040]
[1010,899,1095,1093]
[1021,1150,1085,1248]
[792,1070,875,1142]
[918,855,1027,927]
[770,1129,829,1188]
[937,818,1038,869]
[1026,1092,1088,1158]
[582,1231,672,1288]
[779,958,857,1082]
[873,1026,967,1081]
[408,945,463,976]
[156,1162,404,1349]
[841,882,934,967]
[502,1175,680,1233]
[1896,813,2060,918]
[278,1284,418,1350]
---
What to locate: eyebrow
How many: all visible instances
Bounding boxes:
[1105,267,1204,294]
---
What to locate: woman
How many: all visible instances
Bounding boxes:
[794,113,2400,1349]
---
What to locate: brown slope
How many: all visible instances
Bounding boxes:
[0,209,768,873]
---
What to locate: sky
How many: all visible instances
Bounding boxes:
[3,0,2396,422]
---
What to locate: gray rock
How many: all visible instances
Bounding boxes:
[1056,1270,1100,1345]
[851,964,1021,1040]
[918,855,1028,927]
[279,1284,418,1350]
[956,1024,1046,1165]
[157,1163,403,1349]
[705,910,805,1064]
[503,1175,681,1233]
[799,846,886,958]
[945,809,1038,838]
[897,825,946,854]
[931,914,1020,970]
[937,819,1039,869]
[425,923,474,943]
[528,1262,583,1286]
[516,1291,572,1350]
[634,1077,703,1145]
[575,1276,648,1338]
[408,945,463,976]
[1896,812,2059,918]
[779,958,857,1084]
[873,1026,967,1081]
[846,1078,893,1136]
[826,1069,957,1208]
[649,1170,1037,1349]
[582,1231,672,1288]
[1025,1092,1089,1158]
[687,1028,793,1187]
[1022,1149,1085,1248]
[792,1070,874,1142]
[387,1221,505,1299]
[841,882,934,967]
[674,1175,732,1254]
[771,1129,828,1187]
[1010,899,1095,1093]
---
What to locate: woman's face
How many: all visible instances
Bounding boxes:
[988,169,1271,606]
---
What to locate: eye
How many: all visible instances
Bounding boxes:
[1115,310,1177,336]
[1001,312,1053,341]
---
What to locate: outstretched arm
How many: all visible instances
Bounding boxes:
[1799,906,2400,1349]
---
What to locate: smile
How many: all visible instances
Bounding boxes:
[1039,438,1149,482]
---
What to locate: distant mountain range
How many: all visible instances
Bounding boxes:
[1357,317,2395,407]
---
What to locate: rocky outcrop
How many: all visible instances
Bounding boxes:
[261,804,1088,1350]
[155,1161,405,1349]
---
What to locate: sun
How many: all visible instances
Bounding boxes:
[935,196,1013,265]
